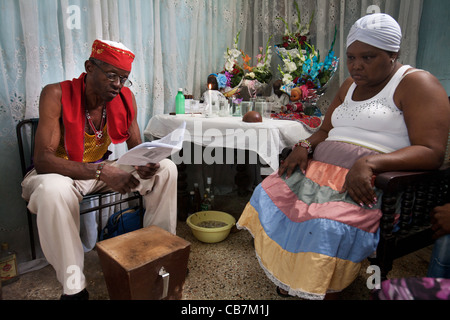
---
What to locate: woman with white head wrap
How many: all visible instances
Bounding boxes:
[347,13,402,53]
[237,13,449,299]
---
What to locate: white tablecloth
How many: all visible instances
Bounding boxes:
[144,114,315,171]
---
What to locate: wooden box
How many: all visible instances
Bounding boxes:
[96,226,190,300]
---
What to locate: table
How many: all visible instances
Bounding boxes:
[144,114,319,219]
[144,114,317,172]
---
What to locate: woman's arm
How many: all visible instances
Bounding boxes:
[278,77,354,178]
[343,70,450,206]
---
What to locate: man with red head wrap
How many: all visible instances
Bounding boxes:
[21,40,178,300]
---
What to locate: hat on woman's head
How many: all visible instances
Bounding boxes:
[347,13,402,52]
[90,39,135,71]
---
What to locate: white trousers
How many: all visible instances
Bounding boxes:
[21,159,178,295]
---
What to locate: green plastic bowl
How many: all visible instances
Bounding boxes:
[186,211,236,243]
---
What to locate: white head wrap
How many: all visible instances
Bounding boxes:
[346,13,402,52]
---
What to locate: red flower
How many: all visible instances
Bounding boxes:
[306,81,315,89]
[282,42,289,48]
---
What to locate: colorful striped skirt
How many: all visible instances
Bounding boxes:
[237,140,384,300]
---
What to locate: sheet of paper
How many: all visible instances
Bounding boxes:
[117,121,186,166]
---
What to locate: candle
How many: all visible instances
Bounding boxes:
[208,84,212,116]
[208,84,212,103]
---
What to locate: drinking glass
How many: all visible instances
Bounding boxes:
[229,98,241,117]
[190,100,199,116]
[219,101,229,117]
[240,101,253,115]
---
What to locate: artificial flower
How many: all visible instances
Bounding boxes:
[216,73,228,89]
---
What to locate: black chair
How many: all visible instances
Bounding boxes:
[16,118,144,260]
[371,169,449,279]
[279,147,450,279]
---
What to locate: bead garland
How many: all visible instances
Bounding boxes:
[292,139,313,154]
[86,106,106,145]
[95,163,105,180]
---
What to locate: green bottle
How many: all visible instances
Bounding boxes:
[175,88,185,114]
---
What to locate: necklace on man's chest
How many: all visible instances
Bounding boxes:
[86,106,106,145]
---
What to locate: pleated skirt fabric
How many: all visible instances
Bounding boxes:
[237,141,383,300]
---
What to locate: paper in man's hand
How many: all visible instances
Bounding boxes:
[117,122,186,166]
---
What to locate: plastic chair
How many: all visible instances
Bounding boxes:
[16,118,144,260]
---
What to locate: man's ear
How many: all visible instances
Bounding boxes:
[85,59,94,73]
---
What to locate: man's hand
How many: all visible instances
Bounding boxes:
[134,163,160,180]
[100,164,140,194]
[431,203,450,239]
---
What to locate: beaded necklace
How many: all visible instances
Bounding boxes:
[85,106,106,145]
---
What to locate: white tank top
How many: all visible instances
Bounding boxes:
[327,65,420,153]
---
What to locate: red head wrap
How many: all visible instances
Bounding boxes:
[90,39,135,72]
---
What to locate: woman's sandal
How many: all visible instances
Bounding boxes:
[276,286,290,297]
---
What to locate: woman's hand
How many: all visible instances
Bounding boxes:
[278,146,309,179]
[341,157,377,207]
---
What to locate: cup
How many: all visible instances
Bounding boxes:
[240,101,253,115]
[219,101,229,117]
[230,99,241,117]
[255,101,271,119]
[185,98,192,114]
[190,100,199,116]
[254,101,263,114]
[263,102,272,119]
[211,101,219,117]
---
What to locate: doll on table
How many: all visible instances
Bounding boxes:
[265,79,290,113]
[201,73,228,105]
[271,85,322,129]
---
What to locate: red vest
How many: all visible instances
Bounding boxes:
[59,73,134,162]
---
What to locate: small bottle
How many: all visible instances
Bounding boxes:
[0,243,19,286]
[175,88,185,114]
[193,183,201,212]
[187,191,196,216]
[200,193,211,211]
[206,177,214,195]
[210,194,215,210]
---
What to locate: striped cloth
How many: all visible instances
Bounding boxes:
[237,140,383,299]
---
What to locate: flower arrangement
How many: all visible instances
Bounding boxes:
[241,35,273,84]
[277,26,339,100]
[273,1,338,104]
[223,32,274,86]
[276,2,314,51]
[223,31,245,89]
